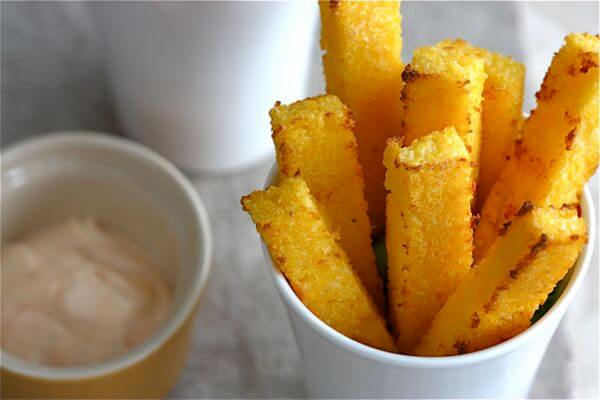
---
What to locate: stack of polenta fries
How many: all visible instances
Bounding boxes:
[242,1,599,356]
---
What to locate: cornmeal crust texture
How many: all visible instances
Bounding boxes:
[320,0,404,233]
[241,178,396,352]
[475,33,599,261]
[271,95,383,309]
[417,206,586,356]
[400,41,487,189]
[438,39,526,208]
[384,127,474,353]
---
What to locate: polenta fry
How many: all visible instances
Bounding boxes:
[474,33,599,261]
[320,0,404,233]
[438,39,526,208]
[384,127,474,353]
[416,206,587,356]
[270,95,384,309]
[400,41,486,188]
[241,178,396,352]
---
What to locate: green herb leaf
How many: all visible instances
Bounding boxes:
[531,268,573,324]
[373,234,387,281]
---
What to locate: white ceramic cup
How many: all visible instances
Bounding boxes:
[262,165,596,399]
[1,132,212,398]
[90,1,318,172]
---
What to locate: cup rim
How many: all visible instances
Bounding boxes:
[0,132,213,380]
[262,163,596,368]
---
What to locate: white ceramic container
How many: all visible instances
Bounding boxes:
[91,2,318,172]
[1,132,212,398]
[261,165,596,399]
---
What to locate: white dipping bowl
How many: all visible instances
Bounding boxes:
[261,164,595,399]
[1,132,211,399]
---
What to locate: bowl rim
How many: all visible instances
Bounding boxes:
[261,162,596,368]
[0,131,213,380]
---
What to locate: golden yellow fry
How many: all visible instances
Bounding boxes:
[416,206,586,356]
[270,95,384,309]
[438,39,525,207]
[383,127,474,353]
[475,33,599,261]
[241,178,396,352]
[320,0,404,233]
[400,41,486,187]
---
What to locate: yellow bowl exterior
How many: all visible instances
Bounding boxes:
[1,306,197,399]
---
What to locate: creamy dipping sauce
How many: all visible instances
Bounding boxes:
[1,218,172,367]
